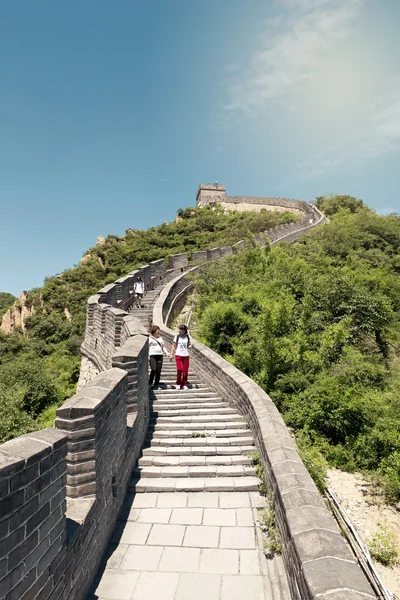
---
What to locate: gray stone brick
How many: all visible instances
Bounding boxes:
[7,567,37,600]
[0,489,24,520]
[9,530,39,571]
[303,557,375,597]
[0,563,24,593]
[293,529,355,564]
[38,535,63,575]
[26,502,51,536]
[0,526,24,561]
[10,496,39,531]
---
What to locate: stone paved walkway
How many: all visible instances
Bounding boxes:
[89,293,289,599]
[90,491,290,600]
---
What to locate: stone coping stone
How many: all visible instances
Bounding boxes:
[0,428,67,475]
[87,294,102,305]
[98,283,116,294]
[113,337,148,362]
[122,317,149,336]
[57,369,126,418]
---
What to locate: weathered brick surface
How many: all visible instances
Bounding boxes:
[152,272,376,600]
[0,429,67,600]
[191,250,208,264]
[169,253,189,271]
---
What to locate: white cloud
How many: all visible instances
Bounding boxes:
[288,76,400,180]
[222,0,365,119]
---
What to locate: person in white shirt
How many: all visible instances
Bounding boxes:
[134,276,145,308]
[170,324,192,390]
[148,325,168,388]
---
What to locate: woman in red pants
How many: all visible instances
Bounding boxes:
[170,324,192,389]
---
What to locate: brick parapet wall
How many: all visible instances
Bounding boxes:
[153,273,375,600]
[0,428,68,600]
[0,360,150,599]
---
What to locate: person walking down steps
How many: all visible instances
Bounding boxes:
[134,275,145,308]
[148,325,168,389]
[170,324,192,390]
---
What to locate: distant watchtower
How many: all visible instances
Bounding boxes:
[196,183,226,207]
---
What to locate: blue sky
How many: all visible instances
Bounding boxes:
[1,0,400,296]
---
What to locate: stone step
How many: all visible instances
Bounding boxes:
[133,464,256,478]
[150,390,217,398]
[149,428,250,439]
[149,382,206,392]
[128,475,260,493]
[150,405,230,415]
[150,422,247,432]
[145,436,254,447]
[152,407,236,417]
[138,454,252,467]
[151,367,197,372]
[149,383,205,391]
[152,414,245,424]
[142,445,254,457]
[151,396,224,404]
[151,397,226,407]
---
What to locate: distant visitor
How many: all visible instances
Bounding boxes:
[134,276,145,308]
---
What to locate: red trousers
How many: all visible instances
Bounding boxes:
[175,355,189,387]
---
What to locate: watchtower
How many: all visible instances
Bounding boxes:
[196,182,226,207]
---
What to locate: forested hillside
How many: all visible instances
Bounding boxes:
[192,196,400,504]
[0,205,296,443]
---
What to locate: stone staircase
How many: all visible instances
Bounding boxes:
[129,360,260,493]
[90,283,290,599]
[128,287,161,327]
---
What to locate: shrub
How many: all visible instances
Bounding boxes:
[368,523,399,567]
[295,435,328,494]
[378,452,400,504]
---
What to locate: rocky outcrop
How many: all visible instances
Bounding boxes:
[0,291,34,334]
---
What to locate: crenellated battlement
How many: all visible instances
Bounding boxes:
[196,183,312,216]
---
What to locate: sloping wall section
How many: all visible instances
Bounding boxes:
[153,272,376,600]
[0,201,327,600]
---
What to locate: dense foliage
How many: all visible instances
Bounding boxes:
[0,205,296,443]
[0,292,16,318]
[192,197,400,503]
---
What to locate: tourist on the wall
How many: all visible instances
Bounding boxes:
[148,325,168,389]
[134,275,145,308]
[170,324,192,390]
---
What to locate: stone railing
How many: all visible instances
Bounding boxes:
[153,272,375,600]
[0,205,326,600]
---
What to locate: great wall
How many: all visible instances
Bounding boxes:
[0,185,377,600]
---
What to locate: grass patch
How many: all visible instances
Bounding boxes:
[247,449,267,496]
[259,498,282,557]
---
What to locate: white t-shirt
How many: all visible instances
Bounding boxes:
[149,335,164,356]
[134,281,144,294]
[174,334,190,357]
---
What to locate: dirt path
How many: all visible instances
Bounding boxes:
[327,468,400,598]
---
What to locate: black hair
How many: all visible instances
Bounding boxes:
[178,324,188,334]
